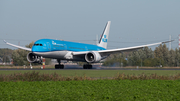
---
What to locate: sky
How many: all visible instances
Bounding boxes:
[0,0,180,50]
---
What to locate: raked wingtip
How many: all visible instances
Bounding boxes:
[3,40,7,43]
[162,40,174,44]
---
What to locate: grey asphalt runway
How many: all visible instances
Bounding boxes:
[1,65,180,70]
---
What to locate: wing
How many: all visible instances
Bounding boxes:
[72,40,173,56]
[3,40,32,51]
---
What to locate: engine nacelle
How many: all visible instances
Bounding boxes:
[85,51,102,63]
[27,52,41,63]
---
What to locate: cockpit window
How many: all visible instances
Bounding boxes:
[34,43,43,46]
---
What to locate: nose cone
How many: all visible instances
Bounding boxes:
[32,46,38,52]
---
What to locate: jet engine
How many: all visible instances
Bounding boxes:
[27,52,41,63]
[85,51,102,63]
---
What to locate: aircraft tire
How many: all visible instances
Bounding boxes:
[60,65,64,69]
[87,65,92,69]
[89,65,92,69]
[83,65,92,69]
[55,65,64,69]
[83,65,87,69]
[55,65,59,69]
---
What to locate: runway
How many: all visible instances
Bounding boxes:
[1,65,180,70]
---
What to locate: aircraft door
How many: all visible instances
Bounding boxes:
[64,44,67,50]
[47,42,51,51]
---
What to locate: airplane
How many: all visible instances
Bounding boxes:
[4,21,172,69]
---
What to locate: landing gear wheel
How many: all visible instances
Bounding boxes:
[55,65,64,69]
[83,65,92,69]
[55,59,64,69]
[61,65,64,69]
[88,65,92,69]
[83,65,87,69]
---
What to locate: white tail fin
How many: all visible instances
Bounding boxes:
[97,21,111,49]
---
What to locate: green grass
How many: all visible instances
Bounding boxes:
[0,80,180,100]
[0,70,180,77]
[1,71,180,100]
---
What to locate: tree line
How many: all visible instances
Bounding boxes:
[0,42,51,66]
[103,44,180,67]
[0,48,13,63]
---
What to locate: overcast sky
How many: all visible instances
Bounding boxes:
[0,0,180,50]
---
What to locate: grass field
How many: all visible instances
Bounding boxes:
[1,70,180,77]
[0,80,180,100]
[1,70,180,100]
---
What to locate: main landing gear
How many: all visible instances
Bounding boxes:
[55,59,64,69]
[55,64,64,69]
[83,64,92,69]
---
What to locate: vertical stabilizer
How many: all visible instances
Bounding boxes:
[97,21,111,49]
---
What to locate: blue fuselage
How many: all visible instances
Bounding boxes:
[32,39,106,52]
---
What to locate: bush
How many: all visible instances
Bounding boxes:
[1,71,180,82]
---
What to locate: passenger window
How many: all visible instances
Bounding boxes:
[40,44,43,46]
